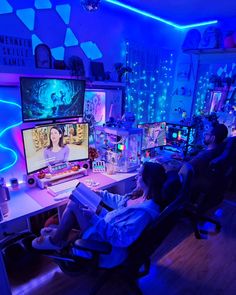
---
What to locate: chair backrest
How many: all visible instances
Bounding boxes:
[210,136,236,175]
[178,162,194,203]
[124,199,181,277]
[124,173,187,277]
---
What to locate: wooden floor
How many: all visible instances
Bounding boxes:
[11,193,236,295]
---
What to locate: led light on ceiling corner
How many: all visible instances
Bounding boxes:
[104,0,218,29]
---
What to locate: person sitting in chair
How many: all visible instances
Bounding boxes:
[188,123,228,205]
[32,162,181,268]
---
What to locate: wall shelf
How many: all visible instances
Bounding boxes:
[0,66,125,89]
[183,48,236,55]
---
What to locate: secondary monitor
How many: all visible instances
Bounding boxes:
[22,122,89,174]
[137,122,167,150]
[20,77,86,122]
[166,123,192,150]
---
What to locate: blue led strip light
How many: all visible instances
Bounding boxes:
[104,0,218,29]
[0,99,22,173]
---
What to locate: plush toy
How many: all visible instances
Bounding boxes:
[200,26,222,49]
[182,29,201,50]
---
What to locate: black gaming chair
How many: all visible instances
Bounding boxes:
[34,173,187,295]
[181,139,234,239]
[210,136,236,192]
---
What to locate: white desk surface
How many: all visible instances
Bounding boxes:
[0,171,137,225]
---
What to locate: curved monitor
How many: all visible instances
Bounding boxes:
[137,122,167,150]
[20,77,85,122]
[22,122,89,174]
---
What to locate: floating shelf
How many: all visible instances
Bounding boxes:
[0,66,125,88]
[183,48,236,55]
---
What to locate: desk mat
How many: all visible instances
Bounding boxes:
[26,173,116,208]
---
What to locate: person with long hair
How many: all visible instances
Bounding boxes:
[44,126,69,165]
[32,162,180,268]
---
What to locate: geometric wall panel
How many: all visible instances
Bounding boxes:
[32,34,43,54]
[80,41,102,60]
[64,28,78,47]
[56,4,71,25]
[34,0,52,9]
[16,8,35,31]
[0,0,13,14]
[51,46,65,60]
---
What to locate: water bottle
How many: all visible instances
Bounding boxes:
[0,178,10,217]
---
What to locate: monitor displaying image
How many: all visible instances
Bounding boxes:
[84,90,106,125]
[22,122,89,174]
[166,123,191,149]
[138,122,166,150]
[20,77,86,122]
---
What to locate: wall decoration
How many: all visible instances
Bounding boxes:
[34,43,52,68]
[182,29,201,50]
[177,63,191,81]
[194,62,236,115]
[207,87,227,114]
[125,41,176,123]
[0,35,33,67]
[0,99,22,173]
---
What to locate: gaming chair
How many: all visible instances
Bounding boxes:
[32,172,187,295]
[182,137,236,239]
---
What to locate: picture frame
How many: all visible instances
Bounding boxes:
[207,87,227,114]
[34,44,52,69]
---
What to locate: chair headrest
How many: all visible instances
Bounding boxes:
[161,171,182,208]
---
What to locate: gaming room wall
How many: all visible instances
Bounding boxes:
[1,0,236,182]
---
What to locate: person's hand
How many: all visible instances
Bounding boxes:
[81,206,95,219]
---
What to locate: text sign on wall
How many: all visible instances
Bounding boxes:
[0,35,33,67]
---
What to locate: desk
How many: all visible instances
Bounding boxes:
[0,170,137,295]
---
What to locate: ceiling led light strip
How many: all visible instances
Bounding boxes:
[104,0,218,29]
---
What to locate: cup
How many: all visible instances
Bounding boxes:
[106,163,115,175]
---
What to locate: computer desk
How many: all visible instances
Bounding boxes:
[0,170,137,295]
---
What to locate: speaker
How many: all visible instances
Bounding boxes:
[77,160,90,170]
[24,175,36,188]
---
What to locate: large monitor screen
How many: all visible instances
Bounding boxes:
[137,122,166,150]
[22,122,89,174]
[20,77,86,122]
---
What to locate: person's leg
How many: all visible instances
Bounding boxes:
[51,200,92,246]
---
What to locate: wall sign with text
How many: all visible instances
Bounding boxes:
[0,35,33,67]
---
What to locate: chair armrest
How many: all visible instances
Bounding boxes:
[73,239,112,255]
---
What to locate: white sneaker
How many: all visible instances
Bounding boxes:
[40,227,58,236]
[32,235,62,250]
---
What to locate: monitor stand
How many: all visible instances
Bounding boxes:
[35,167,88,189]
